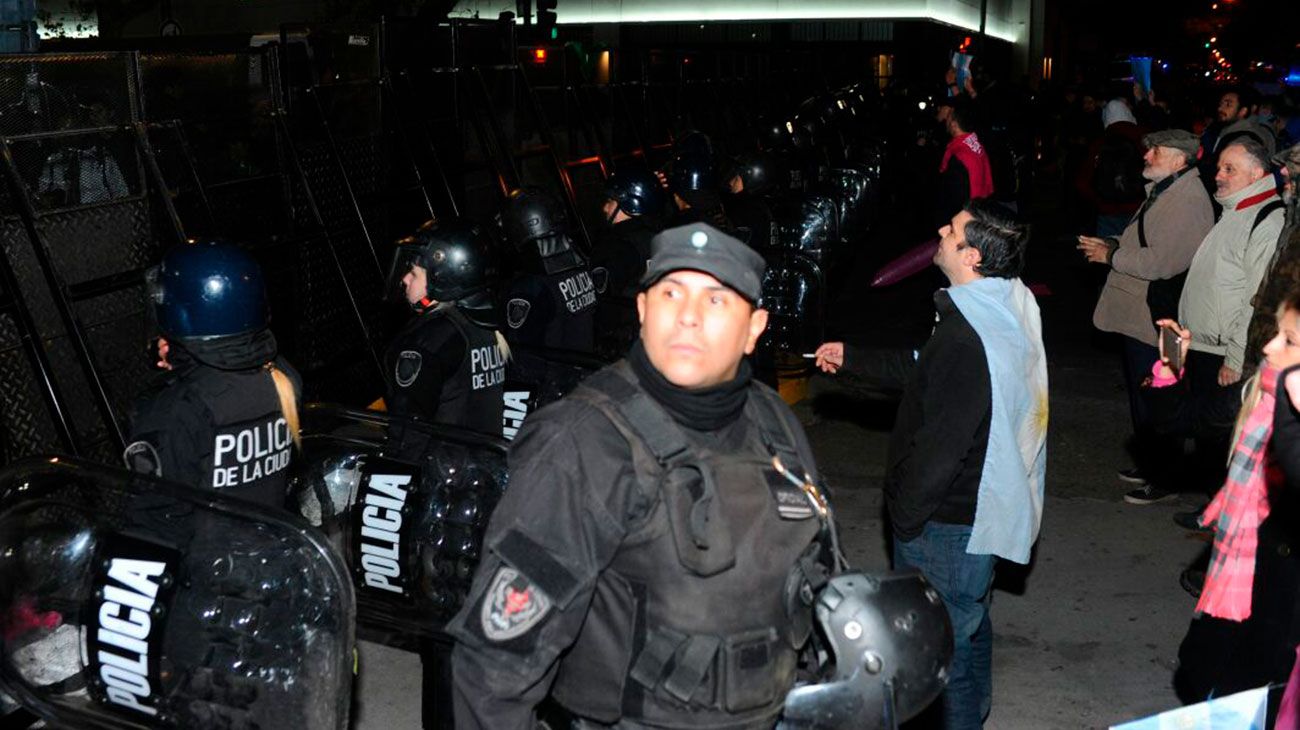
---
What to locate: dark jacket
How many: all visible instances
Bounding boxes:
[882,290,992,540]
[123,332,301,511]
[1244,200,1300,375]
[447,361,825,729]
[384,305,506,438]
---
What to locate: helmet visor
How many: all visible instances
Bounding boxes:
[386,244,426,303]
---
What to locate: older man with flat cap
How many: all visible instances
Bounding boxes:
[1078,128,1216,504]
[448,223,838,729]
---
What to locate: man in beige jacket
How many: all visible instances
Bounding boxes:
[1078,129,1215,504]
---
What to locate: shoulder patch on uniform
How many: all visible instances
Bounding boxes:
[590,266,609,294]
[395,350,422,387]
[480,566,551,641]
[506,298,531,330]
[123,440,162,477]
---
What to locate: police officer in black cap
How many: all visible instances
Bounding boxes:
[591,166,665,359]
[449,222,838,729]
[497,186,597,353]
[123,240,301,510]
[384,218,507,438]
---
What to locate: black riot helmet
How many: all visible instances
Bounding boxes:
[730,151,783,196]
[781,571,953,729]
[667,151,718,196]
[604,166,665,219]
[497,186,585,275]
[499,186,567,248]
[758,116,796,153]
[150,240,268,341]
[387,218,498,326]
[672,129,714,160]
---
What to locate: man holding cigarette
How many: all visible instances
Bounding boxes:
[814,200,1047,729]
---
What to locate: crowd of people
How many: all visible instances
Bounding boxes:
[33,57,1300,730]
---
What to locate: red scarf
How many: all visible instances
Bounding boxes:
[1197,366,1279,621]
[940,132,995,200]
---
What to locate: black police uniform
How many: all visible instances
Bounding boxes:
[449,224,833,730]
[723,192,775,251]
[384,305,507,437]
[123,332,301,511]
[590,216,659,359]
[502,267,597,353]
[448,354,829,729]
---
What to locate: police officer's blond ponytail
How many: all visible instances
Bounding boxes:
[494,330,512,362]
[266,362,301,449]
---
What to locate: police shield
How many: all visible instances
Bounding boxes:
[780,571,954,730]
[761,253,825,355]
[292,405,510,643]
[776,194,840,264]
[0,456,354,729]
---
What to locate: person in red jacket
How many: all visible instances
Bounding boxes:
[933,98,994,228]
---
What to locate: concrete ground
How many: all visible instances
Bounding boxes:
[350,210,1216,728]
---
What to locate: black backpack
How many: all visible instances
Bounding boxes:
[1093,130,1147,205]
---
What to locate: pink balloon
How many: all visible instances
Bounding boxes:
[871,238,939,288]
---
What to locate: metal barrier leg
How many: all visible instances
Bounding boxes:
[0,138,126,455]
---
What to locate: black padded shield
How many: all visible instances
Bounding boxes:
[760,253,825,355]
[292,405,510,644]
[0,456,354,730]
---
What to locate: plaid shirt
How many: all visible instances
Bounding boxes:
[1197,366,1279,621]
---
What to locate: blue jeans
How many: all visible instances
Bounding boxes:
[893,522,996,730]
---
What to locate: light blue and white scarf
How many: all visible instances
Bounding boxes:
[947,276,1048,564]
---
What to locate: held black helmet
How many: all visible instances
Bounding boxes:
[498,186,568,248]
[150,240,268,340]
[387,218,496,317]
[604,166,665,218]
[781,570,954,729]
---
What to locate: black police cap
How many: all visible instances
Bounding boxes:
[640,224,766,304]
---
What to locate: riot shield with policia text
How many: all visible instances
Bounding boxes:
[0,456,355,730]
[291,404,509,644]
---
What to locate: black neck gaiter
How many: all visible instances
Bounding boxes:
[627,339,752,431]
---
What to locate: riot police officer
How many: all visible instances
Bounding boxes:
[384,218,507,438]
[591,166,665,359]
[667,151,733,231]
[449,223,837,729]
[724,151,782,251]
[122,240,301,510]
[497,186,596,353]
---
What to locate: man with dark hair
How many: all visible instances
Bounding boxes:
[1201,87,1276,196]
[814,199,1047,729]
[934,98,995,228]
[450,223,837,729]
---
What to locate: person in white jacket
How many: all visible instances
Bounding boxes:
[1177,138,1286,496]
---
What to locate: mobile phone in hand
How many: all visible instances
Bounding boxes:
[1160,326,1183,374]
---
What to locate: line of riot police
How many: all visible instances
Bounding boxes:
[0,79,961,730]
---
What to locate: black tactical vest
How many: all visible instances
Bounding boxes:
[436,308,508,437]
[550,363,828,728]
[507,269,597,353]
[126,363,298,510]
